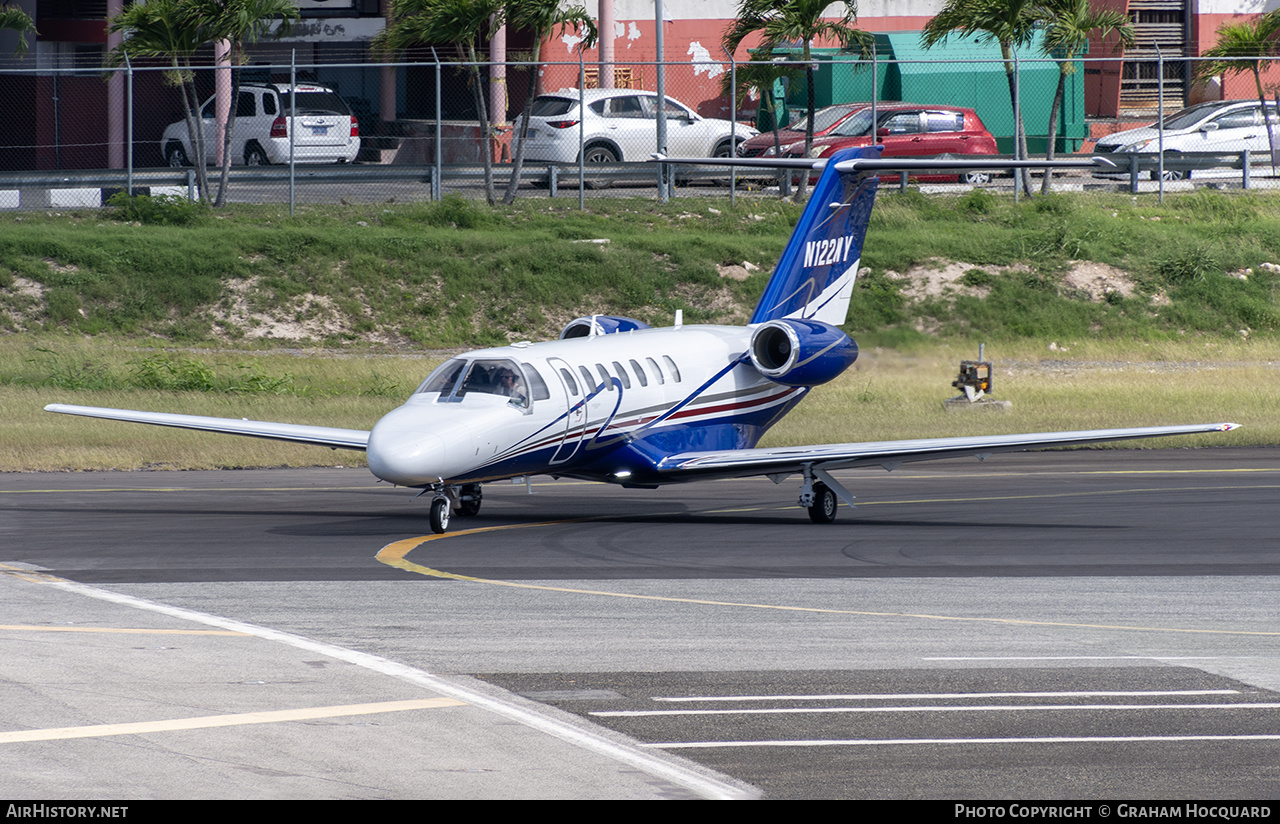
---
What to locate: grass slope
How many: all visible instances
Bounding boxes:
[3,189,1280,346]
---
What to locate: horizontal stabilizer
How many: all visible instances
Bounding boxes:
[44,404,370,451]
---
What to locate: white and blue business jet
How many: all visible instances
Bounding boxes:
[46,147,1238,533]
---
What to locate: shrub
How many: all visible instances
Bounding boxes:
[106,192,204,226]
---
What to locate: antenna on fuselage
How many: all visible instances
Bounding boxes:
[674,309,683,329]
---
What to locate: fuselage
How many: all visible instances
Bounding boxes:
[365,324,809,489]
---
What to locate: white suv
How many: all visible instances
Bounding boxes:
[516,88,756,168]
[1094,99,1278,180]
[160,83,360,167]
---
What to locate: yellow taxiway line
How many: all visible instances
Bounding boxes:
[376,485,1280,639]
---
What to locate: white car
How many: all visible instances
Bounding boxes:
[515,88,757,181]
[1093,99,1278,180]
[160,83,360,167]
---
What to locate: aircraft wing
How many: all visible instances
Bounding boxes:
[656,423,1240,482]
[44,404,370,451]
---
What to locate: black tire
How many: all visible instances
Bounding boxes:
[1154,154,1188,181]
[707,139,743,187]
[457,483,482,517]
[807,482,838,524]
[429,497,451,534]
[581,144,617,189]
[165,143,190,168]
[963,170,992,185]
[244,144,270,166]
[713,139,738,159]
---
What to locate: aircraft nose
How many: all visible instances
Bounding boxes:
[367,409,448,487]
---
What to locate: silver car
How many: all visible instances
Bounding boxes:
[516,88,757,184]
[1094,99,1278,180]
[160,83,360,167]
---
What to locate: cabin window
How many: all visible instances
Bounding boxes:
[578,366,596,393]
[611,361,631,389]
[645,357,664,385]
[595,364,613,391]
[521,362,551,401]
[559,368,579,396]
[629,359,648,387]
[663,355,682,383]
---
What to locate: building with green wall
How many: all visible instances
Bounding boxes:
[773,31,1087,155]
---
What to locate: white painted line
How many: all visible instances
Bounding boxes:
[648,734,1280,750]
[652,690,1239,703]
[594,702,1280,718]
[0,698,464,743]
[38,577,753,801]
[924,656,1274,661]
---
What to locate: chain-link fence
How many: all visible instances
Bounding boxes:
[1,49,1277,210]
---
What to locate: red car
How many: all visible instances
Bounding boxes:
[736,103,868,158]
[782,103,999,183]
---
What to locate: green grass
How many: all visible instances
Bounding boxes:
[3,336,1274,472]
[6,189,1280,347]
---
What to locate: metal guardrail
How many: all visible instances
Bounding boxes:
[0,163,732,204]
[1092,150,1277,192]
[2,151,1275,207]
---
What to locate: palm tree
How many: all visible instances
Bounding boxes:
[723,0,873,198]
[922,0,1039,195]
[0,4,36,56]
[108,0,214,202]
[376,0,505,205]
[1037,0,1133,193]
[720,55,801,191]
[186,0,300,206]
[1197,10,1280,176]
[502,0,595,205]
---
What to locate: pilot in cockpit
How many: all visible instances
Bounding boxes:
[494,366,528,407]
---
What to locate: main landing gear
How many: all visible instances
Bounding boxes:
[423,483,483,534]
[797,466,853,525]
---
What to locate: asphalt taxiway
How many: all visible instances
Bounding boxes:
[2,447,1278,798]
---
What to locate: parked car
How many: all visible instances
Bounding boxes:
[736,103,867,158]
[160,83,360,167]
[1092,99,1279,180]
[782,103,999,183]
[515,88,757,184]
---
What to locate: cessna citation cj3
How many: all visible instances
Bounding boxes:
[46,146,1238,533]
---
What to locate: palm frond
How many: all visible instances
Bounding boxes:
[0,5,37,56]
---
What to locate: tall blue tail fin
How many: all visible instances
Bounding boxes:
[750,146,881,326]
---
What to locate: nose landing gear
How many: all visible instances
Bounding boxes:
[428,496,451,534]
[421,483,483,534]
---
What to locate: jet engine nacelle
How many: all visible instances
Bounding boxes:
[559,315,652,339]
[748,319,858,387]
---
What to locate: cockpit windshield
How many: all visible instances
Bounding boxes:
[416,358,466,396]
[414,357,549,411]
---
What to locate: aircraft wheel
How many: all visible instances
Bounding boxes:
[429,496,451,534]
[807,482,838,524]
[457,483,482,516]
